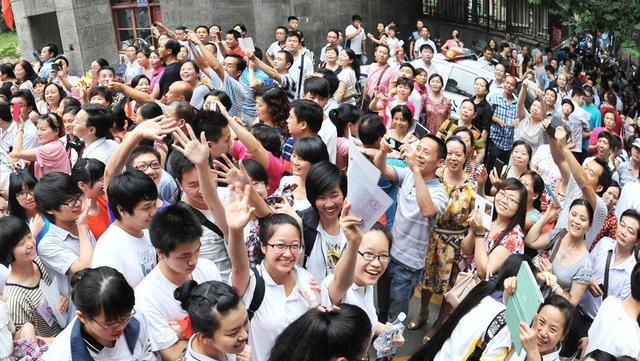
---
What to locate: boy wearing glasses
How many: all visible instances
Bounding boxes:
[135,204,222,361]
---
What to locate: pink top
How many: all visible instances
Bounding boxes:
[382,97,415,128]
[147,67,165,93]
[422,94,452,134]
[35,140,71,179]
[336,137,349,171]
[443,39,464,50]
[232,141,284,195]
[365,63,399,98]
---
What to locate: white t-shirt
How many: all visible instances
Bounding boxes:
[190,205,231,280]
[320,274,377,335]
[277,176,311,212]
[586,297,640,358]
[306,224,347,282]
[266,41,285,57]
[434,296,511,361]
[92,225,156,288]
[318,116,338,164]
[345,25,366,55]
[42,315,156,361]
[410,59,439,78]
[337,68,358,106]
[0,301,14,359]
[240,263,315,361]
[82,138,119,164]
[184,333,237,361]
[135,258,222,352]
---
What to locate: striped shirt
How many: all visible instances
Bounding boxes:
[4,258,63,337]
[390,168,448,270]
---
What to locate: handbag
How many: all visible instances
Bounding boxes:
[360,65,390,112]
[342,85,360,101]
[445,235,494,309]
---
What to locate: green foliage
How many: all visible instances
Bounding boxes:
[534,0,640,56]
[0,32,21,60]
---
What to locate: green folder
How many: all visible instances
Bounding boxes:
[506,261,544,354]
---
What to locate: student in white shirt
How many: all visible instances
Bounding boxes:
[135,204,222,361]
[267,304,371,361]
[321,207,406,348]
[302,76,338,164]
[43,267,155,360]
[226,185,318,361]
[73,104,119,164]
[174,280,251,361]
[410,254,532,361]
[585,262,640,359]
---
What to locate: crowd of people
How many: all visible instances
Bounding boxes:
[0,13,638,361]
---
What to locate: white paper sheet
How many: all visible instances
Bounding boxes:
[39,276,71,327]
[474,195,494,230]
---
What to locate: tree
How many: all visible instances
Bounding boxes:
[530,0,640,56]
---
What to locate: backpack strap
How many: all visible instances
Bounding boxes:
[602,249,613,299]
[483,310,507,347]
[183,202,224,239]
[248,267,266,320]
[549,228,568,263]
[297,53,305,99]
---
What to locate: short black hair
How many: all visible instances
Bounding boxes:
[11,89,36,110]
[293,136,329,164]
[419,44,435,54]
[225,54,247,72]
[164,39,181,57]
[589,157,612,196]
[319,69,339,97]
[424,134,447,160]
[396,76,414,92]
[0,216,31,266]
[276,49,294,69]
[71,267,134,323]
[168,99,195,126]
[631,262,640,301]
[194,110,229,143]
[71,158,105,186]
[571,87,586,98]
[139,102,163,121]
[203,90,232,111]
[291,99,323,134]
[0,101,11,123]
[150,204,203,255]
[251,123,282,157]
[82,103,113,139]
[34,172,82,222]
[351,14,362,22]
[286,31,302,43]
[194,25,209,34]
[107,170,158,221]
[500,42,510,51]
[242,159,269,185]
[288,16,298,22]
[126,145,161,169]
[0,63,15,78]
[620,209,640,242]
[90,86,113,105]
[98,66,115,77]
[226,29,241,41]
[303,76,330,99]
[399,63,416,77]
[43,42,59,56]
[306,162,347,211]
[175,26,188,32]
[358,114,386,146]
[168,150,196,184]
[131,74,150,89]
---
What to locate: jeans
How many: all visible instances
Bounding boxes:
[387,258,423,322]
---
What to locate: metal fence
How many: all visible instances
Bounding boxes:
[423,0,550,43]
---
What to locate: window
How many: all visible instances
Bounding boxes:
[111,0,161,50]
[445,67,476,98]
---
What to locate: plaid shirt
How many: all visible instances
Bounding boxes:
[488,92,518,151]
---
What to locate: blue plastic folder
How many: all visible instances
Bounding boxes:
[506,261,544,354]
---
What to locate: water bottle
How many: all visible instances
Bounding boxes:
[373,312,406,358]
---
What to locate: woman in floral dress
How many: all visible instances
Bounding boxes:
[422,74,452,134]
[408,136,475,341]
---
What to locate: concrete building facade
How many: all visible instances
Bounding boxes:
[11,0,552,75]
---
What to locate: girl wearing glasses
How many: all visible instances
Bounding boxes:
[226,185,319,361]
[321,203,405,347]
[7,172,50,243]
[174,280,251,361]
[10,112,71,180]
[42,266,155,360]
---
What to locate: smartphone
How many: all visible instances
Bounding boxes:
[11,103,20,121]
[51,63,60,72]
[546,114,563,138]
[388,138,403,152]
[377,84,388,96]
[414,123,430,139]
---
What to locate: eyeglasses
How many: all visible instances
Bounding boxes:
[134,161,161,171]
[62,194,83,207]
[92,309,136,329]
[496,190,520,205]
[357,251,390,263]
[265,242,304,255]
[16,190,34,199]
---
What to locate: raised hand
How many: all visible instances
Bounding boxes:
[237,344,251,361]
[519,315,540,355]
[224,184,255,231]
[212,154,251,189]
[135,115,179,141]
[339,202,363,245]
[76,198,92,226]
[172,124,210,166]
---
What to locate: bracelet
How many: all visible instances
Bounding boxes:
[475,233,486,238]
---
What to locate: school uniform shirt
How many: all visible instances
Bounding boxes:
[81,138,119,165]
[240,263,315,361]
[37,223,97,296]
[508,349,560,361]
[585,297,640,358]
[42,314,155,361]
[306,224,347,282]
[579,237,636,319]
[318,117,338,164]
[92,225,156,288]
[134,258,221,353]
[320,274,377,335]
[185,200,232,280]
[434,296,511,361]
[183,334,237,361]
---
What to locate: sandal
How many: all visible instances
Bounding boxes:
[407,314,428,330]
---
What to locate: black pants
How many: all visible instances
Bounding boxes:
[377,267,391,324]
[559,306,593,357]
[485,141,512,193]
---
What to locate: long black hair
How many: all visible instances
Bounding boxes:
[267,303,371,361]
[7,171,37,220]
[410,254,536,361]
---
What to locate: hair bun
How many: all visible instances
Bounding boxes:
[174,280,199,311]
[328,108,339,122]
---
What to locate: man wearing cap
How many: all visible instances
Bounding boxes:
[617,138,640,188]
